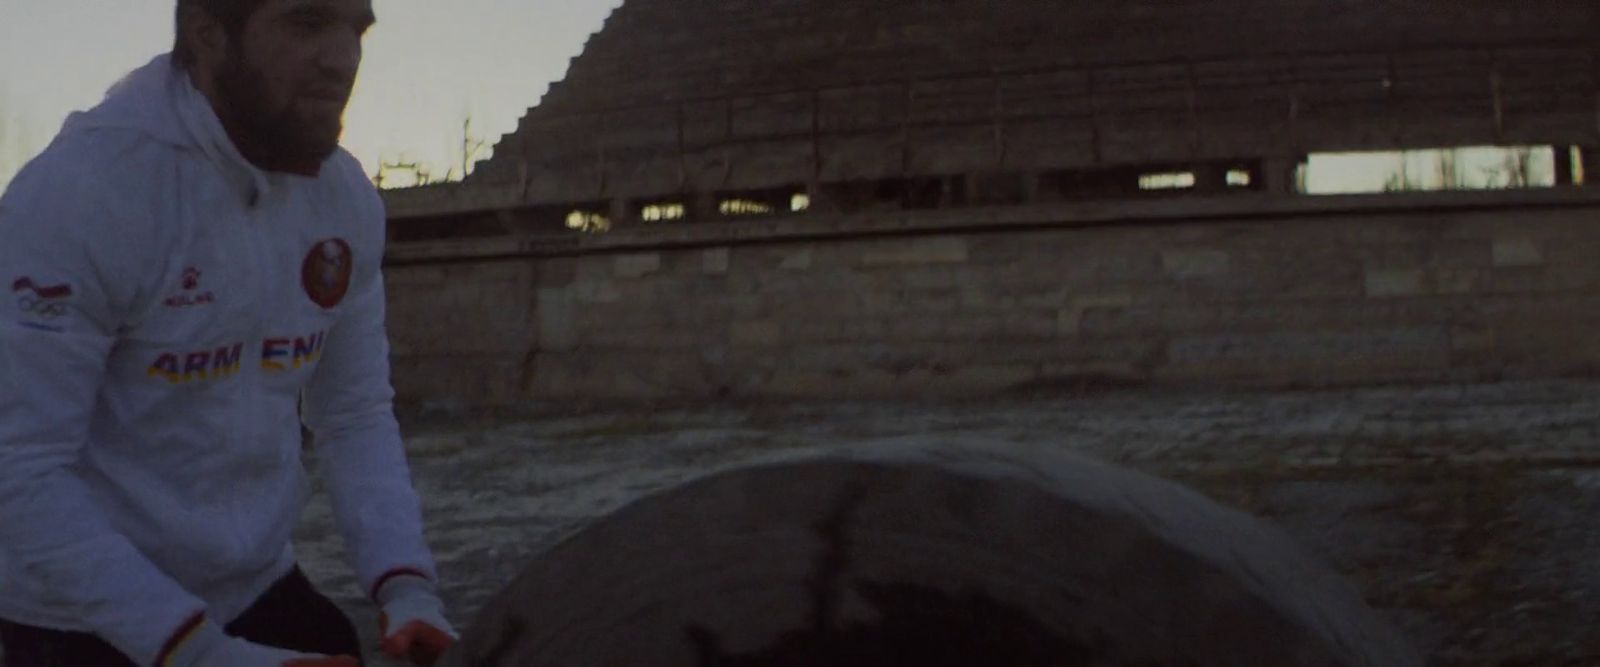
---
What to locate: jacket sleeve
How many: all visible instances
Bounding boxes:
[300,201,439,601]
[0,159,210,666]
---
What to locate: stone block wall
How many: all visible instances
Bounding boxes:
[382,191,1600,406]
[384,261,539,405]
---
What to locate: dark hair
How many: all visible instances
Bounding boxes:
[172,0,266,66]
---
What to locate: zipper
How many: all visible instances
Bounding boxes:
[235,185,284,560]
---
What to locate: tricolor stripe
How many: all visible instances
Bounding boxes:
[370,566,432,601]
[11,277,73,299]
[156,612,206,667]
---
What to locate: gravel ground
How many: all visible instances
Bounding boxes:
[292,378,1596,664]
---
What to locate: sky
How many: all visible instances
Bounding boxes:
[0,0,623,191]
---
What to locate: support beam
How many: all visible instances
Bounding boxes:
[1554,146,1576,186]
[690,191,719,221]
[1192,164,1230,194]
[1262,157,1304,195]
[608,198,633,228]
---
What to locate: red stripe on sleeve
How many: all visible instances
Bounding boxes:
[370,566,432,601]
[155,611,206,667]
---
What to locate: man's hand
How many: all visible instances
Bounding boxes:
[376,574,457,666]
[163,617,360,666]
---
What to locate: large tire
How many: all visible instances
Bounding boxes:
[441,437,1420,666]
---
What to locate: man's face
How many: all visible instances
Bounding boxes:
[214,0,375,163]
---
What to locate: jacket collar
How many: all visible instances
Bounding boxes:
[169,60,277,207]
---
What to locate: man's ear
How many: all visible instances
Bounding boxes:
[180,6,231,72]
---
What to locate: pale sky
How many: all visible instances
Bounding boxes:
[0,0,622,191]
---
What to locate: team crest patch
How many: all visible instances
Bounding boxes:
[301,239,353,309]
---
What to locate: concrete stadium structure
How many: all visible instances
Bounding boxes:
[377,0,1600,406]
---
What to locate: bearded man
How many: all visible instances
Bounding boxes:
[0,1,455,665]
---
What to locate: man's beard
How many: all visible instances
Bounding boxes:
[214,53,344,172]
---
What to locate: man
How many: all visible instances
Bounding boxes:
[0,1,456,665]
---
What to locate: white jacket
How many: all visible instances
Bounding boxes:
[0,55,437,666]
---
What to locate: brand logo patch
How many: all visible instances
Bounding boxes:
[12,277,73,320]
[301,239,352,309]
[164,267,217,309]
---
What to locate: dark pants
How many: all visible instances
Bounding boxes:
[0,566,362,666]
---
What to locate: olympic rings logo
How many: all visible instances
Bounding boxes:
[17,296,69,319]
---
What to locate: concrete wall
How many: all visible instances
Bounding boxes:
[382,190,1600,406]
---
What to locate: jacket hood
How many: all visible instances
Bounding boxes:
[61,53,271,204]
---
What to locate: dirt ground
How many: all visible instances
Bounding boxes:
[293,379,1597,664]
